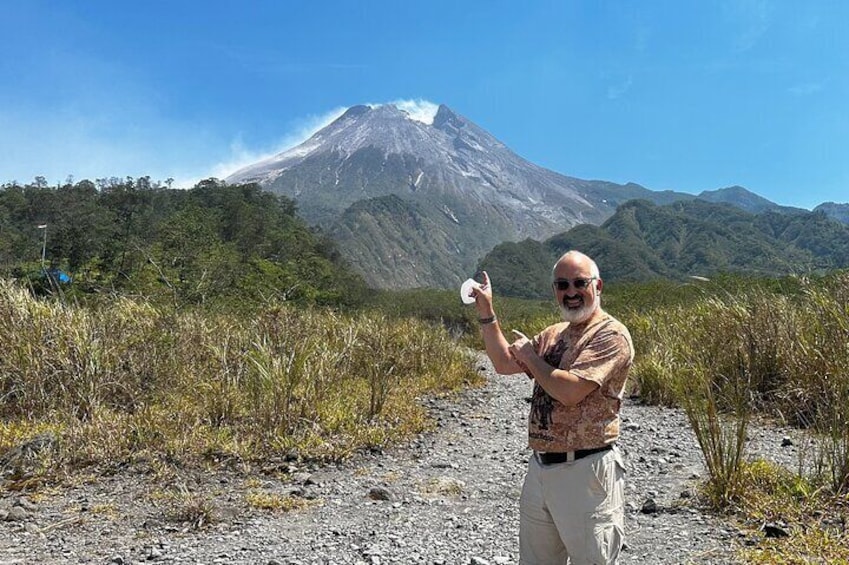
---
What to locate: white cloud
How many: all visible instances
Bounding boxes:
[176,106,348,188]
[384,99,440,125]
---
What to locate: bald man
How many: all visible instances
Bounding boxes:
[470,250,634,565]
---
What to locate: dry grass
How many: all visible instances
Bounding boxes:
[0,279,482,482]
[626,273,849,562]
[244,490,317,512]
[420,476,465,497]
[732,460,849,564]
[161,487,219,530]
[7,272,849,561]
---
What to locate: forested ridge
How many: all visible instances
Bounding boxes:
[480,198,849,298]
[7,177,849,306]
[0,176,366,306]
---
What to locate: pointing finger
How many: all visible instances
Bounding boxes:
[511,329,529,341]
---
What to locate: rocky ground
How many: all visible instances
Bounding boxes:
[1,354,805,565]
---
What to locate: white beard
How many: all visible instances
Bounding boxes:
[559,294,600,324]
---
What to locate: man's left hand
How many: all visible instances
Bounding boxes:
[509,330,535,364]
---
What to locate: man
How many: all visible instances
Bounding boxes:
[470,250,633,565]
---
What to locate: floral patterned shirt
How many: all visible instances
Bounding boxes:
[527,312,633,452]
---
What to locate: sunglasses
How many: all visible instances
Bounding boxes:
[552,277,598,291]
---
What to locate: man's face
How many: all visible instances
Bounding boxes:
[552,260,601,324]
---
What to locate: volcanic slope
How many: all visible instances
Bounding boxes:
[226,104,669,289]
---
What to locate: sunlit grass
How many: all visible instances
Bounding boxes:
[4,270,849,561]
[244,490,318,512]
[161,487,219,530]
[733,460,849,564]
[615,272,849,562]
[0,279,482,481]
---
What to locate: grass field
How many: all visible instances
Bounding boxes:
[1,272,848,561]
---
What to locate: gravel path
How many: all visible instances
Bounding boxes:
[1,353,803,564]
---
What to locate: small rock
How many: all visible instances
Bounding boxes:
[292,472,313,485]
[781,436,793,447]
[640,498,659,514]
[470,557,492,565]
[284,486,305,498]
[762,523,790,538]
[5,505,28,521]
[15,497,37,512]
[110,556,126,565]
[367,486,392,501]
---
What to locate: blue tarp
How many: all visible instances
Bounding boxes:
[45,268,72,284]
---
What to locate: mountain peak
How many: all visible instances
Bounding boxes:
[368,104,406,118]
[695,185,806,216]
[432,104,465,132]
[386,100,440,125]
[330,102,441,129]
[339,104,370,119]
[223,100,625,288]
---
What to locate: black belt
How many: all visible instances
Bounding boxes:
[535,445,613,465]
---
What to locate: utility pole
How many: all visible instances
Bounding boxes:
[37,223,47,269]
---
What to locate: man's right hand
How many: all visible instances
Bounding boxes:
[470,271,495,318]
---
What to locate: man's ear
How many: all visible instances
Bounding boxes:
[596,278,603,294]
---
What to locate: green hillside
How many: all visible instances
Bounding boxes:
[479,199,849,298]
[0,177,366,307]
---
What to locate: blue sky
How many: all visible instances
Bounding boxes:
[2,1,847,209]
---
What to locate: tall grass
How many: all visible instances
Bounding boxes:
[629,273,849,503]
[0,280,481,472]
[795,275,849,494]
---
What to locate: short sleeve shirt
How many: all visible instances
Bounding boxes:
[527,312,633,452]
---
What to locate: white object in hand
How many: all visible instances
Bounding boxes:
[460,278,480,305]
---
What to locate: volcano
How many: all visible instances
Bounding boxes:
[227,103,656,289]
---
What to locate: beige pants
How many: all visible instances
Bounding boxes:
[519,446,625,565]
